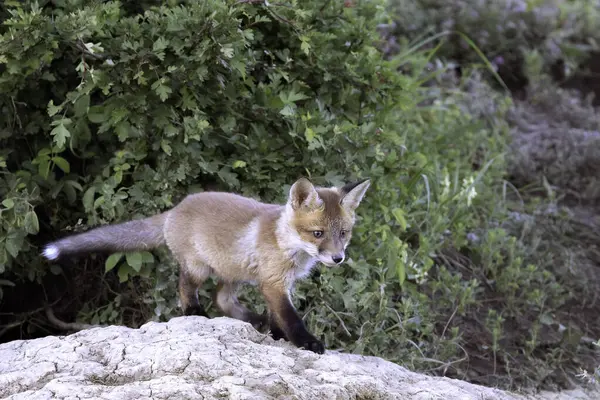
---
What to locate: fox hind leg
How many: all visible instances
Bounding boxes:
[214,282,268,333]
[179,264,211,317]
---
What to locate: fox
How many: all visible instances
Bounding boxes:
[42,177,370,354]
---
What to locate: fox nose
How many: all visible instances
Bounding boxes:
[332,255,344,264]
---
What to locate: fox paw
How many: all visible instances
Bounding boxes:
[301,337,325,354]
[247,314,269,333]
[293,333,325,354]
[269,325,287,341]
[183,305,207,317]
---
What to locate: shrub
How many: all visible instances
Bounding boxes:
[0,0,407,334]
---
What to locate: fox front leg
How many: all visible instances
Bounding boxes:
[263,313,287,342]
[260,283,325,354]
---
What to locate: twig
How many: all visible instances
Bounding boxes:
[72,39,106,61]
[441,306,458,340]
[0,321,24,338]
[324,303,352,337]
[45,307,102,332]
[10,97,23,130]
[237,0,297,29]
[239,0,293,7]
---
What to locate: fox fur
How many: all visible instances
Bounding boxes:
[42,177,371,354]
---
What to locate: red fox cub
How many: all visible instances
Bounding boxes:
[42,177,370,354]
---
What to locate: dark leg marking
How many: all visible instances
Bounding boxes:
[261,284,325,354]
[179,269,208,317]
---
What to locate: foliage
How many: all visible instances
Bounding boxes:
[0,0,597,393]
[382,0,600,390]
[382,0,600,90]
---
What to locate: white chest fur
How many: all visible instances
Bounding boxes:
[291,251,319,281]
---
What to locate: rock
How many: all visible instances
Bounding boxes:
[0,316,597,399]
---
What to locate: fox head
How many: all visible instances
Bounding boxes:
[284,177,370,267]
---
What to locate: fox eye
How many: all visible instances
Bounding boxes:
[312,230,324,238]
[340,230,347,238]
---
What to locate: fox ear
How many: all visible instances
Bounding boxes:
[289,178,323,211]
[340,178,371,212]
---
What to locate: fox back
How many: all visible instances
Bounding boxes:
[162,177,370,284]
[162,191,281,283]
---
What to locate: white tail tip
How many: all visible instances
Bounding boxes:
[42,245,60,260]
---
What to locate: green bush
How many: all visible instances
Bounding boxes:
[0,0,596,391]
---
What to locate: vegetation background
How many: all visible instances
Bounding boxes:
[1,0,599,393]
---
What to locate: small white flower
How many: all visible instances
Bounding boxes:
[461,176,477,206]
[441,172,451,198]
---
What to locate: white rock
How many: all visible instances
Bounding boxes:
[0,316,597,399]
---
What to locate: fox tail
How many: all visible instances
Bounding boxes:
[42,213,169,260]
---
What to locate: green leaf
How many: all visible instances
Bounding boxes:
[126,252,143,272]
[38,148,51,156]
[304,127,316,142]
[115,121,130,141]
[114,169,123,184]
[217,167,240,188]
[280,89,309,104]
[74,94,90,117]
[88,106,106,123]
[24,211,40,234]
[231,59,246,79]
[0,279,15,287]
[539,313,555,325]
[280,104,295,116]
[52,156,70,173]
[140,251,154,263]
[38,158,51,179]
[2,198,14,209]
[63,182,77,204]
[300,35,311,55]
[105,252,123,272]
[5,236,21,258]
[94,196,105,209]
[65,180,83,192]
[220,45,234,58]
[49,181,65,199]
[391,208,407,231]
[152,79,172,102]
[396,256,406,288]
[160,140,172,155]
[153,37,169,54]
[50,123,71,148]
[0,248,7,271]
[47,100,62,117]
[51,118,72,127]
[164,125,179,137]
[232,160,247,169]
[117,264,132,283]
[82,187,96,211]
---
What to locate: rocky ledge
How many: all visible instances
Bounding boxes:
[0,316,597,399]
